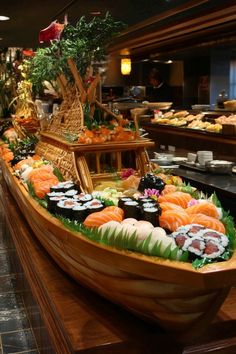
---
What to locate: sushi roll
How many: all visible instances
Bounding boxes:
[118,197,133,209]
[138,197,155,205]
[46,191,65,203]
[50,184,65,193]
[171,231,190,248]
[79,193,93,204]
[47,196,66,213]
[142,207,159,227]
[123,200,141,220]
[200,229,229,248]
[175,224,206,237]
[61,182,75,192]
[182,236,205,257]
[85,199,104,214]
[171,225,229,261]
[64,189,78,198]
[142,202,157,209]
[202,240,225,259]
[56,199,79,218]
[72,205,88,222]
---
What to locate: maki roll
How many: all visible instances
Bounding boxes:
[172,232,190,248]
[138,197,154,205]
[200,229,229,247]
[175,224,206,237]
[123,200,141,219]
[50,181,79,193]
[56,199,79,219]
[85,199,104,214]
[182,236,205,258]
[47,196,66,214]
[118,197,133,209]
[202,240,225,259]
[64,189,78,198]
[142,207,159,227]
[72,205,88,222]
[79,194,93,204]
[50,184,65,193]
[142,202,157,209]
[171,225,229,262]
[46,191,65,203]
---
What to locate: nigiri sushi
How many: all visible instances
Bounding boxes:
[188,213,225,234]
[159,202,184,212]
[84,206,124,228]
[186,201,220,219]
[158,192,192,209]
[159,210,191,232]
[161,184,177,196]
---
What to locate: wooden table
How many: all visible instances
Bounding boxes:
[1,179,236,354]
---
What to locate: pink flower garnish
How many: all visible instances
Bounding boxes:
[144,188,160,201]
[120,168,135,179]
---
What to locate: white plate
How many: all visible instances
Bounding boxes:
[172,157,188,162]
[150,159,179,168]
[159,165,179,169]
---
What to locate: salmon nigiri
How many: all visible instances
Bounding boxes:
[186,202,220,219]
[160,202,184,212]
[158,191,192,209]
[188,213,225,234]
[161,184,177,196]
[159,210,191,232]
[84,206,124,228]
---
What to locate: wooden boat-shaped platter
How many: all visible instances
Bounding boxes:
[2,160,236,343]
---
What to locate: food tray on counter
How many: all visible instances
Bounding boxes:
[179,161,235,174]
[178,162,207,172]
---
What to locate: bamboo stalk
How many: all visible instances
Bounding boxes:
[57,75,67,99]
[87,74,100,104]
[67,58,87,103]
[95,99,122,123]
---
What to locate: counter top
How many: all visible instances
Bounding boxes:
[173,167,236,218]
[175,167,236,197]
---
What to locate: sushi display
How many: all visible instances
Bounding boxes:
[1,143,235,269]
[1,116,236,340]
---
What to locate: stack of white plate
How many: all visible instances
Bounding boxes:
[197,151,213,166]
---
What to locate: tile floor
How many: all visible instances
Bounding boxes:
[0,210,39,354]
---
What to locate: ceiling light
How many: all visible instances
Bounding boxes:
[121,58,131,75]
[0,15,10,21]
[166,60,173,64]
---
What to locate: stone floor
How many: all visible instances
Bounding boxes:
[0,209,39,354]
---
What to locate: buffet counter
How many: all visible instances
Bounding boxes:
[142,122,236,161]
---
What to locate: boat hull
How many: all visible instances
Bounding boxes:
[2,161,236,341]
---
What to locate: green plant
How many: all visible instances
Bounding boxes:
[28,12,126,94]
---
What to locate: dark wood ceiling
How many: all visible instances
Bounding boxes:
[0,0,192,48]
[1,0,236,59]
[108,0,236,59]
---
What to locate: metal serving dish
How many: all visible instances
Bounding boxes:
[205,160,234,174]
